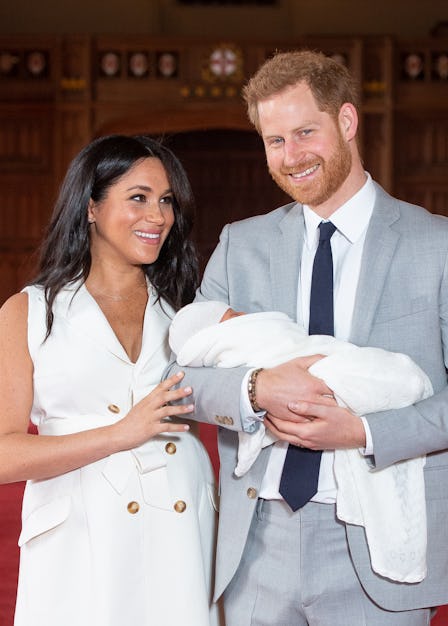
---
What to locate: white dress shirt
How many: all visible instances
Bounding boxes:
[258,173,376,501]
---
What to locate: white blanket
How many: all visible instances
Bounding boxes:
[171,310,433,583]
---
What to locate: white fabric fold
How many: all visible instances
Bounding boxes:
[170,307,433,583]
[38,416,172,508]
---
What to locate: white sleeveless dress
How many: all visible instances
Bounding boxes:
[14,282,221,626]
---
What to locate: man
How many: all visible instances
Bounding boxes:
[169,50,448,625]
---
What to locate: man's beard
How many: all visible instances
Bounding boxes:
[269,133,352,208]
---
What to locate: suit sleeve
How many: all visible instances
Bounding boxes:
[165,224,251,432]
[366,247,448,469]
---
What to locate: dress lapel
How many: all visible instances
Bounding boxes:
[60,280,171,365]
[60,282,132,362]
[136,293,173,371]
[61,280,172,379]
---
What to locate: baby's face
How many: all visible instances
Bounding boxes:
[220,308,245,323]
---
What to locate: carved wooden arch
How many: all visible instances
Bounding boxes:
[93,106,252,137]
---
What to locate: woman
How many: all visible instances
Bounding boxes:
[0,135,220,626]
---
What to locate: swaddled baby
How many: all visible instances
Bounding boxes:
[169,300,433,584]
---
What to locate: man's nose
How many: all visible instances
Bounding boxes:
[283,139,304,168]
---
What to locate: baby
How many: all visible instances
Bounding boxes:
[169,301,432,429]
[169,300,433,584]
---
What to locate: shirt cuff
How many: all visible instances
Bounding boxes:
[239,369,265,433]
[359,415,373,456]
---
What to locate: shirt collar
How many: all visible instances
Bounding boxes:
[303,172,376,247]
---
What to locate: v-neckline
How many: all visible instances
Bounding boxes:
[82,282,151,364]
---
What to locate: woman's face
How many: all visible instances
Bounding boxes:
[88,157,175,267]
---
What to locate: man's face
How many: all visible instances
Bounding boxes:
[258,82,352,214]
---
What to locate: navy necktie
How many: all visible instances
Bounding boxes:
[279,221,337,511]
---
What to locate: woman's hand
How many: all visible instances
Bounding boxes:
[111,371,194,450]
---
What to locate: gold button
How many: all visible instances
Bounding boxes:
[108,404,120,414]
[165,442,177,455]
[127,501,140,514]
[174,500,187,513]
[247,487,257,499]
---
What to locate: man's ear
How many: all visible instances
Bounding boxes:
[338,103,358,141]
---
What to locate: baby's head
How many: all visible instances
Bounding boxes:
[220,307,245,322]
[170,300,244,355]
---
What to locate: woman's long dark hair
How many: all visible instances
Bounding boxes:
[32,134,199,335]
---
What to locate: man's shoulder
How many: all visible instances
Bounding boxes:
[374,182,448,232]
[396,199,448,238]
[226,200,299,233]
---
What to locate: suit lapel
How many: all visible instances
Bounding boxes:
[350,184,401,345]
[270,203,304,322]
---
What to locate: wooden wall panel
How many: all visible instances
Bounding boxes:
[0,177,51,240]
[53,107,92,183]
[0,106,54,301]
[0,252,38,305]
[164,129,289,266]
[0,106,53,172]
[394,184,448,215]
[0,34,447,304]
[395,113,448,215]
[360,113,393,191]
[396,116,448,172]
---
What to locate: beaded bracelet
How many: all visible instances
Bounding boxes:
[248,367,264,412]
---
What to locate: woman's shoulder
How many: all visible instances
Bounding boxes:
[0,290,28,315]
[0,291,29,342]
[0,285,49,336]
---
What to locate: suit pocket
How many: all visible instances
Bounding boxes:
[374,295,430,325]
[18,495,71,546]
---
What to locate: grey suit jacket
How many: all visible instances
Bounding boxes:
[174,182,448,610]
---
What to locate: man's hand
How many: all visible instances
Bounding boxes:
[255,355,335,420]
[265,400,367,450]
